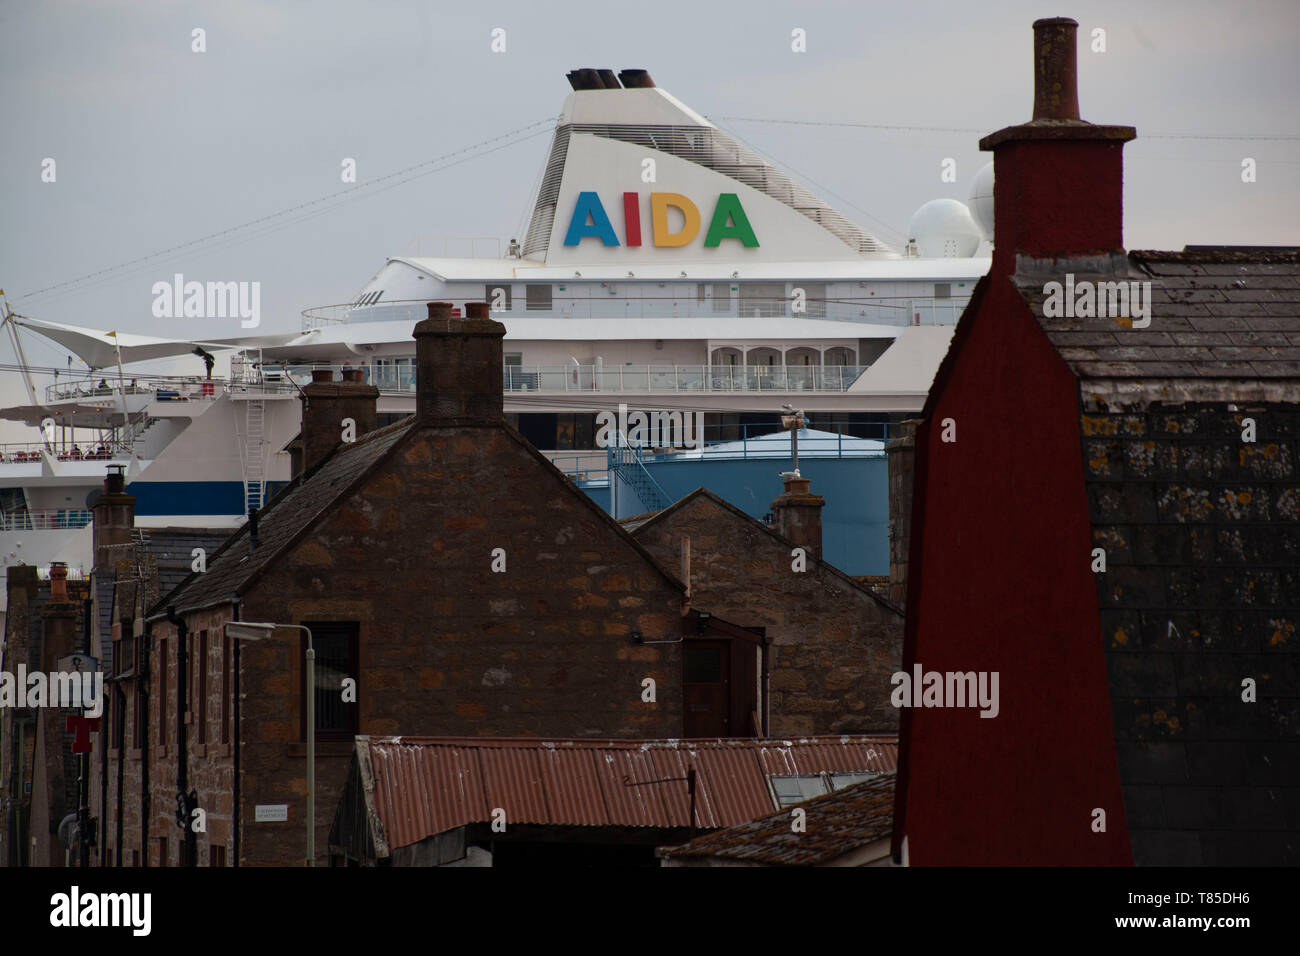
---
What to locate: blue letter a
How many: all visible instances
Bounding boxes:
[564,192,620,246]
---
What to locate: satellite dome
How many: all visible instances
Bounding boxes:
[968,162,994,239]
[907,199,982,258]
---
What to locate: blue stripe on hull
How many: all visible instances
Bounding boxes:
[126,481,289,516]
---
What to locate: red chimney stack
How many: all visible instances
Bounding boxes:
[980,17,1136,275]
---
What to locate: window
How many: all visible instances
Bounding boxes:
[684,646,722,683]
[303,622,359,741]
[525,284,553,311]
[196,629,207,744]
[934,283,951,299]
[210,844,226,867]
[485,284,512,311]
[221,633,231,745]
[156,836,167,867]
[769,775,827,808]
[828,771,876,790]
[696,283,708,303]
[797,282,827,318]
[711,283,732,314]
[739,283,785,318]
[767,771,881,809]
[134,681,146,750]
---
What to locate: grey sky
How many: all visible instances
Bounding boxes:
[1,0,1297,363]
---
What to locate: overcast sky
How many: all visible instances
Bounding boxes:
[2,0,1297,369]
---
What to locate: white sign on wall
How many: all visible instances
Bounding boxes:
[254,804,289,822]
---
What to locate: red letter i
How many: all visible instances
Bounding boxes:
[623,192,641,247]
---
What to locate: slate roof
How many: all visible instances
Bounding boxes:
[146,529,233,599]
[624,487,902,615]
[1012,247,1300,387]
[148,418,416,618]
[658,770,896,866]
[95,572,116,676]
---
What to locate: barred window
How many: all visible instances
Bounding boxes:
[302,622,359,741]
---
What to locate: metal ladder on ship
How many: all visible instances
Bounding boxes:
[234,349,267,514]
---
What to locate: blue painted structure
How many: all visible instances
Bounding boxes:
[575,429,889,575]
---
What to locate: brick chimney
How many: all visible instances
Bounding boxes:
[299,368,380,475]
[92,464,135,571]
[412,302,505,426]
[980,17,1136,275]
[41,562,77,670]
[771,475,825,561]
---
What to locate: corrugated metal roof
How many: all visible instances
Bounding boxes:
[358,735,897,852]
[659,771,896,866]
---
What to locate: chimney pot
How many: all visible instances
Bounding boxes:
[93,465,135,571]
[49,561,69,603]
[978,18,1135,273]
[298,361,379,474]
[771,474,825,561]
[1031,17,1081,121]
[413,301,505,425]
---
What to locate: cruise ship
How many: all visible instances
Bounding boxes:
[0,66,993,594]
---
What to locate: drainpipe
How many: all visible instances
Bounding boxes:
[114,682,123,865]
[761,632,771,737]
[140,619,150,866]
[232,605,240,867]
[80,595,93,868]
[166,605,194,867]
[98,706,107,864]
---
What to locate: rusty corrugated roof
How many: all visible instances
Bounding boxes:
[358,735,897,851]
[659,771,896,866]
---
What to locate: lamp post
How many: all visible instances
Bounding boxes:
[224,621,316,867]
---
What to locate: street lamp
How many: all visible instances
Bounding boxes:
[224,620,316,867]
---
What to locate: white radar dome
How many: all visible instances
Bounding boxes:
[968,162,994,239]
[907,199,982,258]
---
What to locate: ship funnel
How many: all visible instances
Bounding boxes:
[566,68,609,90]
[617,69,654,88]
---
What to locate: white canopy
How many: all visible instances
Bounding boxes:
[12,315,287,370]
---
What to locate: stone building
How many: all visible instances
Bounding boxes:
[84,467,230,869]
[893,18,1300,865]
[627,482,904,736]
[118,301,721,866]
[1,563,93,867]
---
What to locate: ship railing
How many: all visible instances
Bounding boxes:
[44,374,227,404]
[0,509,94,531]
[300,294,967,331]
[504,364,871,393]
[264,362,873,394]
